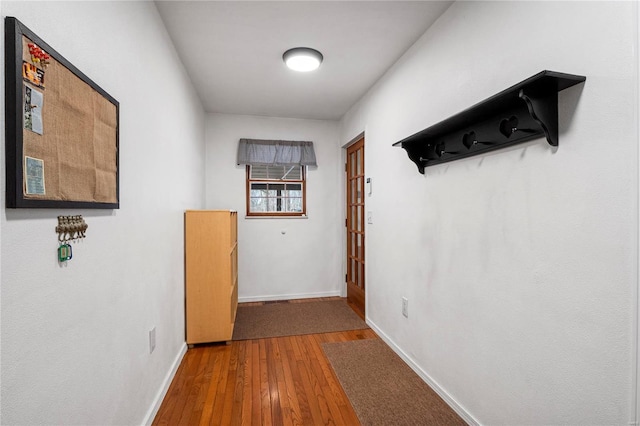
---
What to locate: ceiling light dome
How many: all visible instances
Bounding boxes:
[283,47,323,72]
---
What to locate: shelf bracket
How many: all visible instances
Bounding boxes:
[519,87,558,147]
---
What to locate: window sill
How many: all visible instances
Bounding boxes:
[244,215,308,220]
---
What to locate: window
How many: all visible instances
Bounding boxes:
[246,164,306,216]
[237,138,316,217]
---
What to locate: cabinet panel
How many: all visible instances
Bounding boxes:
[230,211,237,247]
[230,245,238,284]
[231,280,238,325]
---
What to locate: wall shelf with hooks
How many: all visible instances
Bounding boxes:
[392,70,586,174]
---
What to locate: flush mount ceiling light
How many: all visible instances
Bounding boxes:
[283,47,323,72]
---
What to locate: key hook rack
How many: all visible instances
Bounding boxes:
[393,70,586,174]
[56,215,88,242]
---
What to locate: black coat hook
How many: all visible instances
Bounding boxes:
[499,116,537,138]
[435,141,465,157]
[462,131,494,149]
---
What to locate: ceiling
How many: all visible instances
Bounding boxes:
[155,1,452,121]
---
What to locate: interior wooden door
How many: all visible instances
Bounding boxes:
[346,137,365,316]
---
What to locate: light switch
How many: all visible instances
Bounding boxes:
[367,211,373,224]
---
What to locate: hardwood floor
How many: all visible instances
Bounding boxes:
[153,300,377,425]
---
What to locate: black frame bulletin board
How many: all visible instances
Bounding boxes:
[4,17,120,209]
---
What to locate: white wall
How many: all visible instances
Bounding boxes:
[341,1,638,424]
[206,114,342,302]
[1,2,205,425]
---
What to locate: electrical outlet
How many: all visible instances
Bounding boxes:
[402,297,408,318]
[149,327,156,354]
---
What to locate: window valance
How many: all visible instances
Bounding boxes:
[237,139,317,167]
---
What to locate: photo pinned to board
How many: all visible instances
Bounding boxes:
[23,84,43,135]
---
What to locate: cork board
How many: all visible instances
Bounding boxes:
[5,17,119,209]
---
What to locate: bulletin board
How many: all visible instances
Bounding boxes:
[4,17,119,209]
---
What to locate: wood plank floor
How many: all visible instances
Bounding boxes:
[153,300,376,425]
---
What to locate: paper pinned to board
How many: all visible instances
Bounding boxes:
[24,156,45,195]
[22,61,45,88]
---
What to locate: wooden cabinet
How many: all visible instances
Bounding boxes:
[185,210,238,344]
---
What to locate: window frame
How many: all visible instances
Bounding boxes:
[245,165,307,217]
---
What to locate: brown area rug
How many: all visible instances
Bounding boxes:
[322,339,465,426]
[232,300,368,340]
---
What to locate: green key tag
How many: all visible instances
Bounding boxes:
[58,243,72,262]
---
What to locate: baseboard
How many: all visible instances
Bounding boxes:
[141,342,188,426]
[366,318,480,426]
[238,290,341,303]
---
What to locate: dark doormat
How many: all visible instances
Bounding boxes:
[232,299,368,340]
